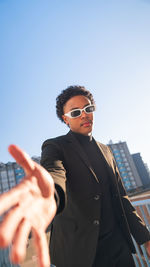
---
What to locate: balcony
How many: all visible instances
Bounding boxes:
[132,197,150,266]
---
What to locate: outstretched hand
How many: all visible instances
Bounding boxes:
[0,145,57,267]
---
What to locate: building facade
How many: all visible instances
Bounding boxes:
[132,153,150,188]
[108,141,142,192]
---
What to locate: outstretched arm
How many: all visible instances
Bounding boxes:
[0,144,57,267]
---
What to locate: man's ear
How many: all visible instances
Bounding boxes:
[62,115,69,125]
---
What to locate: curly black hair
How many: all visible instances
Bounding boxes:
[56,85,95,122]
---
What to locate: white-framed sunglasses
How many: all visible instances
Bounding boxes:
[64,104,95,118]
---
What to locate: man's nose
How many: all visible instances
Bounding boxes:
[81,110,87,118]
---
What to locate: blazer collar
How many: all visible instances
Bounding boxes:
[66,131,119,190]
[66,131,99,183]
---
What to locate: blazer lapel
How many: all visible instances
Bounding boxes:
[66,131,99,183]
[95,141,112,167]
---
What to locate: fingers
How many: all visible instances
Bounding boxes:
[11,219,31,263]
[0,188,20,215]
[33,229,50,267]
[0,204,26,247]
[33,163,54,197]
[0,178,32,215]
[8,144,54,198]
[8,145,35,175]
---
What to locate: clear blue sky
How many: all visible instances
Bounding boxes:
[0,0,150,168]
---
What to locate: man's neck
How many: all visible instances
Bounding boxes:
[71,131,93,141]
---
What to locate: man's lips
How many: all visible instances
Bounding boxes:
[81,121,92,127]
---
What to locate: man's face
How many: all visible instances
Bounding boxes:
[62,95,94,136]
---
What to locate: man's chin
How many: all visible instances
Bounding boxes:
[81,128,92,136]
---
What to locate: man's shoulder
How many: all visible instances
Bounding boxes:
[44,134,67,143]
[41,134,68,149]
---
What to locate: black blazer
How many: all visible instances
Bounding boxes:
[41,131,150,267]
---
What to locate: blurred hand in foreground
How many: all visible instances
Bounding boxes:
[0,145,57,267]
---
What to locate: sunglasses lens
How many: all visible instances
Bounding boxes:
[71,110,81,118]
[85,105,95,113]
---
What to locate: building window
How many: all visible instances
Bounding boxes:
[0,171,7,179]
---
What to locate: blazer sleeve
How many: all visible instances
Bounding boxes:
[41,138,67,214]
[112,154,150,245]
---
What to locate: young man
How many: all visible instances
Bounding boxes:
[0,85,150,267]
[40,86,150,267]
